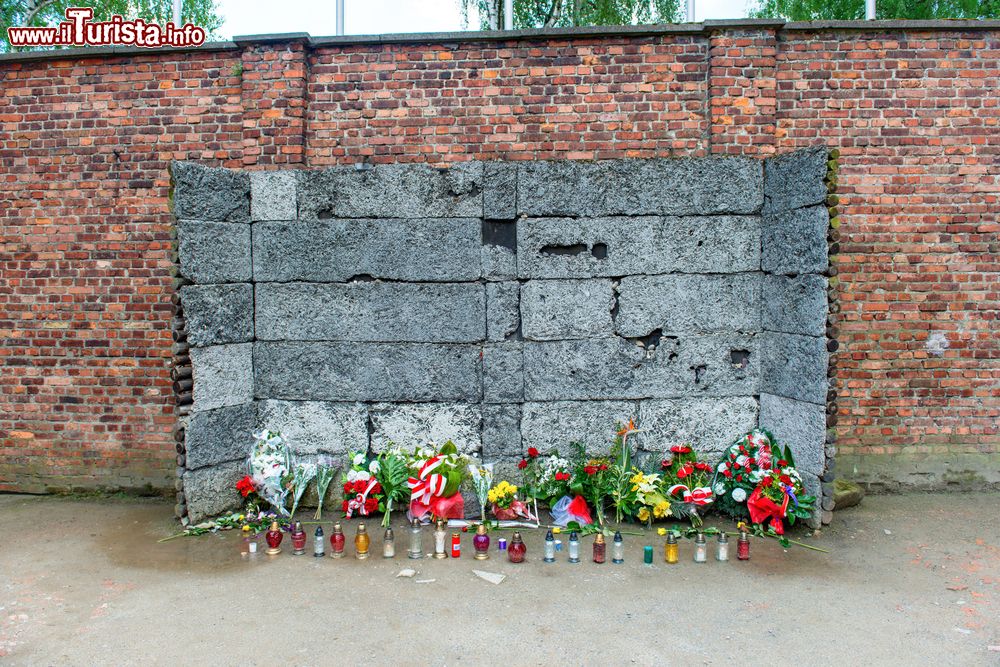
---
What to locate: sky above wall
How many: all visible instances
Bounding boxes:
[216,0,754,39]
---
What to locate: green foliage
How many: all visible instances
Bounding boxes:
[2,0,223,52]
[463,0,682,30]
[751,0,1000,20]
[375,449,411,528]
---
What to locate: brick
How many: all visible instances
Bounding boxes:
[483,343,524,403]
[637,397,759,455]
[486,282,520,341]
[764,147,830,214]
[520,400,637,455]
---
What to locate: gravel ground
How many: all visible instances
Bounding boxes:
[0,492,997,665]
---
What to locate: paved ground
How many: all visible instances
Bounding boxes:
[0,492,997,665]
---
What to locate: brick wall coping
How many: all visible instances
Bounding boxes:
[3,19,998,64]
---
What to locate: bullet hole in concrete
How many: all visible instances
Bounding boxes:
[317,208,334,219]
[482,220,517,252]
[540,243,588,256]
[629,328,663,349]
[693,364,707,384]
[348,274,376,283]
[730,349,751,369]
[591,243,608,259]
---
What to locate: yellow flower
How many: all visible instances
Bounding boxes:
[630,472,645,485]
[552,527,561,534]
[637,507,650,522]
[238,514,245,521]
[653,500,671,519]
[242,525,250,533]
[657,527,667,536]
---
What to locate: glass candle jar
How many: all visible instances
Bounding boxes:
[451,532,461,559]
[593,533,606,564]
[693,532,707,563]
[433,520,447,559]
[543,530,556,563]
[383,528,395,559]
[330,523,345,559]
[355,523,370,560]
[265,521,283,555]
[313,526,325,558]
[568,532,580,563]
[664,533,678,564]
[716,532,729,562]
[611,531,624,564]
[738,531,751,561]
[643,545,654,564]
[408,519,423,560]
[473,524,490,560]
[240,526,252,557]
[291,522,307,555]
[498,538,507,552]
[508,532,526,563]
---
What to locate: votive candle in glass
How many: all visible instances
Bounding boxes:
[716,532,729,562]
[738,529,751,561]
[664,532,679,564]
[593,533,606,564]
[313,526,325,558]
[473,523,490,560]
[408,519,423,559]
[693,532,707,563]
[355,523,370,560]
[643,545,654,564]
[611,531,624,564]
[508,532,526,563]
[291,521,307,555]
[433,519,447,559]
[265,521,283,556]
[383,528,395,559]
[568,532,580,563]
[543,530,556,563]
[330,522,345,559]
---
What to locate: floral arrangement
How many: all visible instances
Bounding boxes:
[629,470,671,526]
[567,443,612,528]
[341,451,384,519]
[469,463,494,523]
[373,448,411,528]
[407,441,469,520]
[487,480,536,521]
[607,420,641,523]
[313,455,339,520]
[246,430,292,516]
[713,430,815,534]
[660,444,715,524]
[288,462,317,519]
[519,448,573,505]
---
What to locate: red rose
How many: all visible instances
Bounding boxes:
[527,447,539,458]
[780,475,791,485]
[723,469,733,478]
[517,459,528,470]
[584,465,597,476]
[555,472,570,481]
[235,475,255,497]
[747,458,756,467]
[762,476,773,486]
[736,474,743,482]
[342,500,349,512]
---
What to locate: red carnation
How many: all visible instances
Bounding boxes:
[723,469,733,478]
[762,476,773,487]
[555,472,570,481]
[236,475,255,498]
[780,474,792,485]
[517,459,528,470]
[527,447,540,458]
[370,482,382,495]
[342,500,349,512]
[599,463,609,471]
[344,483,353,494]
[364,497,378,514]
[695,462,711,472]
[747,458,756,466]
[584,465,597,476]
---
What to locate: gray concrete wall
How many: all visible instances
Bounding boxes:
[172,152,831,522]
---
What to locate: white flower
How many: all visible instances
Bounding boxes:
[717,462,727,473]
[353,453,365,466]
[714,482,726,495]
[347,469,358,482]
[355,471,371,482]
[368,460,380,475]
[732,488,747,503]
[735,455,748,467]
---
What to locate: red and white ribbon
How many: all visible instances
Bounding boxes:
[346,478,378,518]
[407,456,447,505]
[668,484,715,506]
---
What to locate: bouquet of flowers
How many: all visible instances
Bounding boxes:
[374,448,411,528]
[607,419,641,523]
[568,443,612,528]
[313,455,339,520]
[247,430,292,516]
[288,461,317,519]
[341,451,384,519]
[487,479,536,521]
[519,448,573,506]
[660,444,715,524]
[628,470,671,526]
[469,463,494,523]
[713,429,815,534]
[406,441,469,521]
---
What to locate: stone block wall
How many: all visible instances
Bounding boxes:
[172,150,830,522]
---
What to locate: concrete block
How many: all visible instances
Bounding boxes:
[183,460,246,522]
[523,335,760,401]
[297,162,483,219]
[257,400,368,456]
[184,402,256,470]
[764,147,829,214]
[762,205,829,275]
[177,220,252,283]
[250,171,297,221]
[521,400,637,455]
[762,274,828,336]
[170,161,249,223]
[190,343,253,412]
[516,158,763,216]
[517,216,760,279]
[486,282,520,341]
[370,403,482,454]
[637,397,759,455]
[759,393,826,476]
[181,284,253,347]
[521,279,615,340]
[252,218,482,282]
[761,333,828,405]
[254,342,482,402]
[482,404,522,459]
[483,343,523,403]
[255,282,485,343]
[615,274,761,336]
[483,162,517,220]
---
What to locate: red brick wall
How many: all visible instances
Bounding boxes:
[0,24,997,493]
